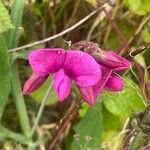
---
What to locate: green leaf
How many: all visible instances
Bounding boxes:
[102,106,123,149]
[79,103,89,118]
[142,27,150,42]
[0,125,26,144]
[85,0,98,7]
[124,0,141,11]
[70,101,103,150]
[103,78,146,119]
[124,0,150,15]
[106,20,133,50]
[0,1,14,34]
[0,36,11,120]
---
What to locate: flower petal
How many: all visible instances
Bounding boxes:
[28,48,66,76]
[105,75,123,91]
[70,41,130,71]
[64,50,101,87]
[78,67,112,105]
[77,86,96,105]
[95,51,130,71]
[93,67,112,97]
[53,69,71,101]
[23,73,48,94]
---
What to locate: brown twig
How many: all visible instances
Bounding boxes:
[126,42,150,60]
[103,6,130,51]
[9,3,109,53]
[122,130,139,150]
[97,0,128,51]
[48,99,84,150]
[119,14,150,55]
[64,0,81,29]
[103,0,121,45]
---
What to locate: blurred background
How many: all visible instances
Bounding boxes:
[1,0,150,149]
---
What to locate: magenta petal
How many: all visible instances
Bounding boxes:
[93,67,112,97]
[64,50,101,87]
[28,48,66,76]
[53,69,71,101]
[95,51,130,71]
[78,67,112,105]
[23,73,48,94]
[105,75,123,91]
[77,86,96,105]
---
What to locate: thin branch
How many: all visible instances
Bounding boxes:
[30,81,53,137]
[128,15,150,45]
[103,0,121,45]
[48,99,84,150]
[86,4,112,41]
[119,14,150,55]
[100,0,129,51]
[103,7,129,51]
[126,42,150,60]
[9,3,109,53]
[64,0,81,29]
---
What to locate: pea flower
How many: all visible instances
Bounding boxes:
[23,48,101,102]
[70,41,131,105]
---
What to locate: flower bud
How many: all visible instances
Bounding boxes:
[23,73,48,94]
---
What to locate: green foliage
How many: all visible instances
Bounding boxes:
[103,78,146,119]
[106,20,133,50]
[124,0,150,15]
[0,126,26,144]
[0,1,14,34]
[70,101,103,150]
[142,27,150,42]
[85,0,98,7]
[0,36,11,119]
[0,0,149,148]
[79,103,89,118]
[102,107,123,149]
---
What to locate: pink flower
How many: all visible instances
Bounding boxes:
[23,44,130,105]
[23,48,101,102]
[78,49,130,105]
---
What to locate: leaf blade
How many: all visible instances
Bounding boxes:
[0,36,11,120]
[0,1,14,34]
[70,101,103,149]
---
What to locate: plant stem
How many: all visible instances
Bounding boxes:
[11,63,31,139]
[7,0,32,141]
[7,0,24,48]
[31,81,53,137]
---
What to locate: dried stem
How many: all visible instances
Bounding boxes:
[126,42,150,60]
[119,14,150,55]
[98,0,129,50]
[103,0,121,45]
[48,99,84,150]
[64,0,81,29]
[9,3,109,53]
[103,6,129,51]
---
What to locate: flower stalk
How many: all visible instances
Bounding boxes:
[31,81,53,137]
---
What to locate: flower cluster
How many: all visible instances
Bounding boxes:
[23,44,130,105]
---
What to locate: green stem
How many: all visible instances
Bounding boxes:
[11,63,31,139]
[0,125,26,144]
[7,0,24,48]
[31,81,53,137]
[7,0,32,141]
